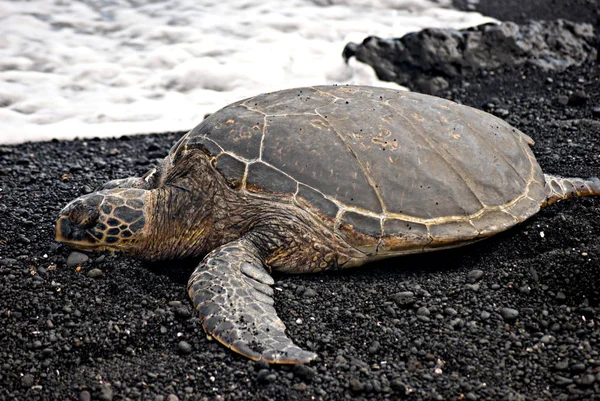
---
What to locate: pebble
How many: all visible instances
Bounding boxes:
[444,307,458,316]
[87,268,103,278]
[293,365,315,382]
[568,90,588,106]
[467,269,484,283]
[0,258,17,266]
[579,374,596,386]
[67,252,89,267]
[391,291,415,306]
[302,288,317,297]
[21,374,34,388]
[500,307,519,322]
[177,341,192,354]
[166,395,179,401]
[480,311,490,320]
[349,378,365,392]
[416,306,430,316]
[79,391,91,401]
[257,369,273,383]
[98,385,113,401]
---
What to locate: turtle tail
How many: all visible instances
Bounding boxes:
[542,174,600,207]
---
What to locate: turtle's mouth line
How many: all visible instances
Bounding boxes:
[54,235,114,252]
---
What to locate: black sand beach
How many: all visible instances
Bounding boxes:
[1,1,599,400]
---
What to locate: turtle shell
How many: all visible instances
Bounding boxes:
[172,86,546,255]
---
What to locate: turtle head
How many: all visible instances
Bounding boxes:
[56,188,149,254]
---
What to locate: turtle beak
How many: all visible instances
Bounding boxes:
[55,197,107,251]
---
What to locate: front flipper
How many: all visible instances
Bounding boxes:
[187,237,317,364]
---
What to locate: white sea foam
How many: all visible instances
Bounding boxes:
[0,0,494,144]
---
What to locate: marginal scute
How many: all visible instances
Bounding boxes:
[214,153,246,189]
[379,218,429,253]
[527,180,546,203]
[337,211,380,253]
[295,184,338,220]
[429,220,479,246]
[246,162,297,197]
[470,210,516,236]
[506,197,540,221]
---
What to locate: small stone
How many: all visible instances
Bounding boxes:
[166,395,179,401]
[556,95,569,106]
[0,258,18,266]
[178,341,192,355]
[500,307,519,322]
[349,378,365,392]
[293,382,307,391]
[293,365,315,382]
[257,369,270,382]
[493,108,509,118]
[21,374,34,388]
[568,90,588,106]
[465,284,480,291]
[334,355,347,366]
[390,379,406,392]
[67,252,89,268]
[467,269,484,283]
[416,307,430,316]
[87,268,103,278]
[592,106,600,117]
[570,363,586,373]
[579,374,595,387]
[79,391,91,401]
[302,288,317,297]
[98,385,113,401]
[555,292,566,302]
[480,311,490,320]
[444,307,458,316]
[391,291,415,306]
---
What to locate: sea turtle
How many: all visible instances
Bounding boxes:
[56,85,600,364]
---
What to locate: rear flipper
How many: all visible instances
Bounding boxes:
[187,237,317,364]
[543,174,600,207]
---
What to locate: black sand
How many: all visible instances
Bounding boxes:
[1,1,600,400]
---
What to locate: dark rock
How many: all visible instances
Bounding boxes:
[79,390,91,401]
[20,374,34,388]
[177,341,192,354]
[390,291,415,306]
[568,90,589,106]
[500,308,519,322]
[467,269,485,283]
[67,252,89,267]
[98,385,113,401]
[87,268,103,278]
[349,378,365,392]
[343,20,596,93]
